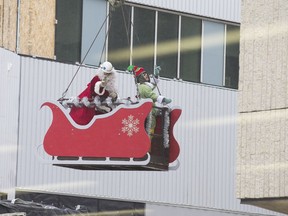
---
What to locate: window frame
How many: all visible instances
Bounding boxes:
[54,2,240,89]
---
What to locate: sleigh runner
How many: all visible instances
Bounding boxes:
[41,99,181,171]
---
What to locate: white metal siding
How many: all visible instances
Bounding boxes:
[14,56,278,216]
[0,49,20,199]
[146,203,276,216]
[128,0,241,23]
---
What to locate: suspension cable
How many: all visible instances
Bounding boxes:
[59,13,110,101]
[59,0,129,101]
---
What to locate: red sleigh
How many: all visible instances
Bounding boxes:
[41,98,181,171]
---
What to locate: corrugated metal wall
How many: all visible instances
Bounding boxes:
[0,48,20,199]
[145,203,276,216]
[128,0,241,23]
[14,55,278,215]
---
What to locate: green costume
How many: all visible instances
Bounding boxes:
[138,82,164,135]
[127,65,171,136]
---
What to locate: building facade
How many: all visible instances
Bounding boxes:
[0,0,283,215]
[237,0,288,215]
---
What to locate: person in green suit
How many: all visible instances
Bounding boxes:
[127,65,172,137]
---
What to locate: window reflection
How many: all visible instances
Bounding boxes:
[132,7,155,73]
[108,5,131,70]
[156,12,178,79]
[180,16,202,82]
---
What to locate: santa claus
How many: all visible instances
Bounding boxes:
[69,61,118,125]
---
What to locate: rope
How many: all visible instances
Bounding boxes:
[121,6,162,97]
[59,13,110,101]
[59,1,126,100]
[151,74,162,96]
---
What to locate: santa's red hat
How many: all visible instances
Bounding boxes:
[134,66,146,77]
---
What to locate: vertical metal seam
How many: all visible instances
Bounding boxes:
[14,55,22,198]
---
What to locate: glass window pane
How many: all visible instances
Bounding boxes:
[108,5,131,70]
[157,12,178,79]
[55,0,82,63]
[81,0,107,66]
[180,16,201,82]
[133,7,155,73]
[225,25,240,89]
[202,21,225,86]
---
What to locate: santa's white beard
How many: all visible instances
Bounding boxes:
[96,69,117,93]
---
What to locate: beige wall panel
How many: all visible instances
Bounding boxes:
[238,0,288,200]
[237,109,288,199]
[238,0,288,113]
[1,0,17,51]
[19,0,55,58]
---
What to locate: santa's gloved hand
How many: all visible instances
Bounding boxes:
[109,92,118,102]
[94,81,106,95]
[154,66,161,78]
[162,97,172,105]
[127,65,135,72]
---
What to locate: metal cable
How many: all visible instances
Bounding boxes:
[59,13,110,100]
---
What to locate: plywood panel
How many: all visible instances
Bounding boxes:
[19,0,55,58]
[2,0,17,51]
[0,0,4,46]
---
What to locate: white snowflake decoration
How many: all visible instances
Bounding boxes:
[121,115,140,137]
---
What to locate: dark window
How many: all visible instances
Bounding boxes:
[132,7,155,74]
[180,16,202,82]
[55,0,82,63]
[156,12,179,79]
[105,6,239,89]
[225,25,240,89]
[53,2,240,89]
[108,5,131,70]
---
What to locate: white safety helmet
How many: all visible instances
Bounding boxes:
[100,61,115,73]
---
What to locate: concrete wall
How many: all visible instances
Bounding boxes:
[237,0,288,199]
